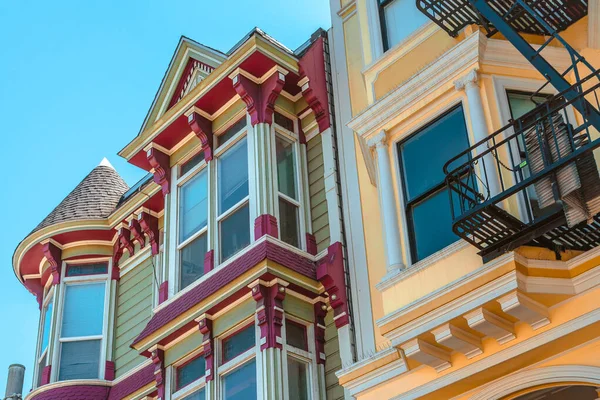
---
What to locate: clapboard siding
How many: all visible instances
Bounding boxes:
[307,135,331,253]
[325,311,344,400]
[114,257,154,378]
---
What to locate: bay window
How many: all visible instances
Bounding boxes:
[397,105,471,262]
[379,0,429,51]
[172,353,206,400]
[36,290,54,387]
[57,264,108,381]
[217,323,257,400]
[283,319,312,400]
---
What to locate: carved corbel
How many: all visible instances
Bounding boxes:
[316,242,349,328]
[187,111,214,162]
[41,241,62,285]
[129,218,145,249]
[138,211,160,256]
[112,226,134,280]
[198,317,214,381]
[146,147,171,196]
[151,347,165,399]
[232,70,286,126]
[298,76,329,133]
[251,282,286,350]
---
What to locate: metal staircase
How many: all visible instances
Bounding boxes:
[416,0,600,260]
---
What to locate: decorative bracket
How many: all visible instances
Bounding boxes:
[112,226,134,280]
[187,111,214,162]
[198,317,214,381]
[254,214,278,240]
[314,301,327,365]
[232,70,286,126]
[129,219,145,250]
[42,241,62,285]
[151,347,165,400]
[251,282,286,350]
[138,211,160,256]
[316,242,349,328]
[298,36,331,133]
[146,147,171,196]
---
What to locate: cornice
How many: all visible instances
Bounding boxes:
[482,38,571,71]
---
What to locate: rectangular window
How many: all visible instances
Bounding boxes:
[222,325,255,364]
[58,282,105,380]
[218,117,246,147]
[287,357,309,400]
[181,151,205,176]
[379,0,429,50]
[397,105,471,262]
[286,320,307,351]
[274,112,295,132]
[222,359,257,400]
[65,263,108,277]
[181,390,205,400]
[36,297,53,387]
[176,355,206,390]
[218,138,250,261]
[276,135,300,248]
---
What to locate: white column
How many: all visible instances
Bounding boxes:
[454,68,502,199]
[368,131,405,278]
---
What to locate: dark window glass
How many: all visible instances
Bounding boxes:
[179,169,208,243]
[222,325,255,364]
[180,234,207,289]
[66,263,108,277]
[286,321,307,350]
[222,360,257,400]
[218,139,249,213]
[274,112,295,132]
[176,355,206,389]
[220,204,250,261]
[398,105,471,261]
[58,340,101,380]
[279,199,299,248]
[276,136,297,200]
[181,152,205,176]
[287,357,309,400]
[218,118,247,147]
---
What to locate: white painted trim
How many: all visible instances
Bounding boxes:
[365,0,384,62]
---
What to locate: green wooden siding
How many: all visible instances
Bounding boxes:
[324,311,343,400]
[114,257,154,378]
[307,135,330,253]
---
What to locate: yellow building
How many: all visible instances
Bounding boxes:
[328,0,600,399]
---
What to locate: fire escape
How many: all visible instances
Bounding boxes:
[416,0,600,261]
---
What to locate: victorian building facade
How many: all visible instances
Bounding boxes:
[14,28,354,400]
[328,0,600,399]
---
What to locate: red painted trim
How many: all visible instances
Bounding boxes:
[232,72,285,126]
[198,317,214,382]
[158,281,169,304]
[298,36,331,133]
[42,242,62,285]
[204,250,214,275]
[105,360,116,381]
[146,147,171,196]
[30,384,110,400]
[252,283,285,350]
[316,242,349,328]
[108,363,155,400]
[138,212,160,256]
[188,112,214,162]
[129,219,145,249]
[314,301,327,365]
[254,214,278,240]
[41,365,51,385]
[151,348,165,400]
[168,58,215,109]
[305,233,317,256]
[112,227,134,280]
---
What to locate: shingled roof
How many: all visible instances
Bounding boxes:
[33,159,129,233]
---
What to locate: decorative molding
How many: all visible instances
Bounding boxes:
[355,133,377,186]
[366,129,387,149]
[138,211,160,256]
[41,241,62,285]
[305,233,317,256]
[497,291,550,330]
[198,317,214,381]
[431,323,482,359]
[104,361,116,381]
[204,250,214,275]
[453,67,480,91]
[232,70,286,126]
[316,242,349,328]
[187,111,214,162]
[482,38,572,71]
[112,226,134,280]
[158,281,168,305]
[298,36,331,133]
[254,214,279,240]
[314,301,327,365]
[464,308,515,345]
[400,338,451,372]
[146,147,171,196]
[129,219,145,249]
[251,281,286,350]
[151,348,165,400]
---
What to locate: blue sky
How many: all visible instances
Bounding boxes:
[0,0,331,391]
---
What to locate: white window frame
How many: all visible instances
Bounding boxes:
[272,108,308,251]
[281,316,319,400]
[51,257,112,382]
[33,286,56,388]
[215,319,259,400]
[171,349,207,400]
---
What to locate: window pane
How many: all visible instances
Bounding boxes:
[37,353,46,387]
[218,118,247,147]
[507,91,550,120]
[222,360,257,400]
[182,389,206,400]
[400,106,470,201]
[66,263,108,277]
[287,357,309,400]
[274,112,295,132]
[41,300,53,352]
[177,355,206,390]
[286,321,307,350]
[220,204,250,261]
[222,325,255,363]
[276,136,297,200]
[279,198,299,248]
[181,151,205,176]
[180,234,207,290]
[383,0,429,49]
[58,340,101,380]
[179,170,208,243]
[410,187,459,261]
[219,138,249,213]
[62,283,105,337]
